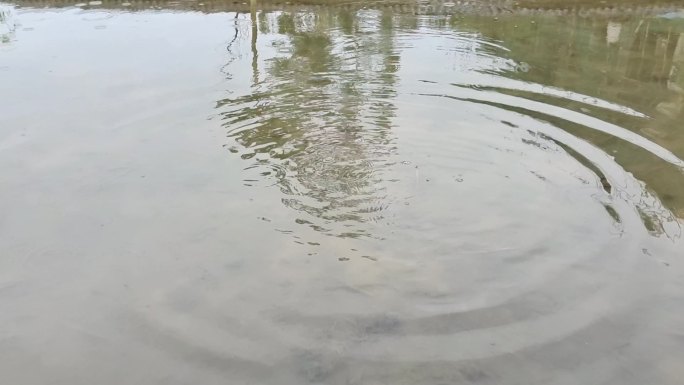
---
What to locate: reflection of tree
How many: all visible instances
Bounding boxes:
[454,16,684,116]
[216,9,400,237]
[453,15,684,221]
[215,6,684,233]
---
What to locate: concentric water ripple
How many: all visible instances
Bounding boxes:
[217,9,684,241]
[1,2,684,385]
[209,7,684,383]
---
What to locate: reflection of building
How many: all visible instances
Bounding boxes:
[606,21,621,45]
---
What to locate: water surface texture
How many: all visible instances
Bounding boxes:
[2,1,684,384]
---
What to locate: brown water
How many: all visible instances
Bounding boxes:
[2,1,684,384]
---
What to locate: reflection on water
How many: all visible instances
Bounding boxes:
[216,6,684,239]
[456,14,684,224]
[217,9,400,238]
[2,1,684,385]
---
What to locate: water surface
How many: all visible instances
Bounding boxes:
[1,1,684,384]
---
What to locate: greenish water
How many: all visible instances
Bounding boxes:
[1,1,684,384]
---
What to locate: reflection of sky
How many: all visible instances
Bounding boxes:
[0,9,242,119]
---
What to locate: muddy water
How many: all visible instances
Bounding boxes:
[1,1,684,384]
